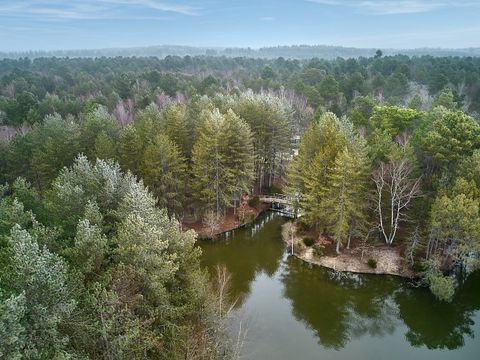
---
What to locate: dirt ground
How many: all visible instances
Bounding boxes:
[182,204,269,239]
[298,245,415,278]
[287,224,416,278]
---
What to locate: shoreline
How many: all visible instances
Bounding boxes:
[283,222,416,279]
[183,204,269,239]
[293,249,416,278]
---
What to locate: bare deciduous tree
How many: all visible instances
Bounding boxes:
[373,157,421,245]
[282,221,296,254]
[203,210,220,239]
[113,98,134,127]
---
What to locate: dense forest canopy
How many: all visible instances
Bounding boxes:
[1,52,480,358]
[1,54,480,126]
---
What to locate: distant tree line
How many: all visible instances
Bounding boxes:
[1,44,480,60]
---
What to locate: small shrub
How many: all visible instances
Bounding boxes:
[244,213,256,224]
[429,275,455,302]
[313,244,324,257]
[297,221,310,234]
[367,258,377,269]
[303,237,315,247]
[412,260,425,273]
[248,196,260,208]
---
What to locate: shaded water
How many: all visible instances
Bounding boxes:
[200,213,480,360]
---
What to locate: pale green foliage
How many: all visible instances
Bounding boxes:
[432,88,458,110]
[4,155,215,358]
[192,108,228,214]
[422,111,480,166]
[366,106,422,162]
[429,275,455,302]
[428,188,480,271]
[457,149,480,189]
[287,112,352,199]
[88,284,157,359]
[47,155,134,235]
[2,225,76,358]
[367,128,397,163]
[368,106,421,137]
[69,213,107,276]
[221,109,255,207]
[116,212,178,303]
[111,170,204,353]
[0,291,26,360]
[0,198,35,235]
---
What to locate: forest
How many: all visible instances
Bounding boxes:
[1,53,480,358]
[2,44,480,60]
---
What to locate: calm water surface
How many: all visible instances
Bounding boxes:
[200,213,480,360]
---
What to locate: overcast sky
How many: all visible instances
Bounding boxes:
[1,0,479,51]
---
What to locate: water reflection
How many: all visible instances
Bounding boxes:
[396,272,480,350]
[281,258,399,349]
[201,212,284,304]
[200,213,480,356]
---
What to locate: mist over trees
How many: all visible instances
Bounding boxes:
[1,44,480,60]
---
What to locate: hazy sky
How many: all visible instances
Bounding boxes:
[1,0,480,51]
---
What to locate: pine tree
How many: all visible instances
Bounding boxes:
[221,109,255,211]
[161,103,195,159]
[192,108,255,216]
[287,112,364,233]
[141,134,188,216]
[93,130,116,160]
[192,109,226,215]
[322,147,369,253]
[117,125,143,174]
[232,92,292,190]
[1,226,76,358]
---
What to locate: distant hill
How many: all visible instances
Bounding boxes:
[1,44,480,59]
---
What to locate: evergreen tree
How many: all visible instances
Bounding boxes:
[30,114,82,191]
[192,109,226,215]
[161,103,196,159]
[141,134,188,216]
[93,130,116,160]
[232,92,292,190]
[423,111,480,168]
[79,105,119,160]
[117,125,143,174]
[323,146,370,253]
[287,112,364,233]
[221,109,255,210]
[0,226,76,358]
[192,108,255,216]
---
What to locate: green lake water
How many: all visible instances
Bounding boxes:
[200,212,480,360]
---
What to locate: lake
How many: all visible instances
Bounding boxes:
[200,212,480,360]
